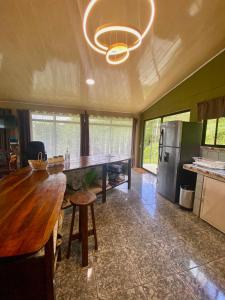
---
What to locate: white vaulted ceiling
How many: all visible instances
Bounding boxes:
[0,0,225,114]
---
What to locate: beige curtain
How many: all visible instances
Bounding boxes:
[197,96,225,120]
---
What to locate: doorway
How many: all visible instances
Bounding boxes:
[142,118,161,174]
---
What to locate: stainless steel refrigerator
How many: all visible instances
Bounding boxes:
[157,121,202,202]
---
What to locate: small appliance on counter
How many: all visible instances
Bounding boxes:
[157,121,202,202]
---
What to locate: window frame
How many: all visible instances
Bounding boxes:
[202,118,225,148]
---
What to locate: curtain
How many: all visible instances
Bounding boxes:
[89,115,132,156]
[131,118,137,167]
[0,109,11,152]
[17,110,31,167]
[31,112,80,160]
[80,112,89,156]
[197,96,225,121]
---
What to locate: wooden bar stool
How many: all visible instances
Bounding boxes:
[67,191,98,267]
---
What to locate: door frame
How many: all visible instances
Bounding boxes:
[141,110,190,175]
[141,117,162,175]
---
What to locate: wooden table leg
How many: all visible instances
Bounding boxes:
[102,164,107,203]
[44,233,55,300]
[128,159,131,189]
[80,206,88,267]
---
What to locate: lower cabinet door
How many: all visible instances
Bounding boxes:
[200,176,225,234]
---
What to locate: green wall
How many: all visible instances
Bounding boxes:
[139,50,225,165]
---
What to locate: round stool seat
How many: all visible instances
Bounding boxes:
[70,191,96,206]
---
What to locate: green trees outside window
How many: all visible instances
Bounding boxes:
[205,117,225,146]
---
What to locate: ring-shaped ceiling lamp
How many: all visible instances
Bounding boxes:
[106,43,130,65]
[94,26,142,52]
[83,0,155,64]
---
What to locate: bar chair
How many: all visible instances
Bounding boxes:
[67,191,98,267]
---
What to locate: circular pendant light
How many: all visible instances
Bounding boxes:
[83,0,155,65]
[94,26,142,52]
[106,43,130,65]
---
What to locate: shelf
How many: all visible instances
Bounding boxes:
[87,184,112,195]
[87,180,127,195]
[107,180,128,190]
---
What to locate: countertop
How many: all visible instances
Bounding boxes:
[53,155,131,173]
[0,167,66,257]
[183,163,225,183]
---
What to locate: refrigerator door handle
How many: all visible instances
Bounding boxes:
[159,129,164,145]
[159,147,163,162]
[164,152,169,162]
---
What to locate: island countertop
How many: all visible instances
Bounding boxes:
[0,167,66,257]
[62,155,131,172]
[183,163,225,183]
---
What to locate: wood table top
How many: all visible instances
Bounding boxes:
[0,167,66,257]
[62,155,130,172]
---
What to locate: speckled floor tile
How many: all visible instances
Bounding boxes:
[98,286,147,300]
[207,257,225,279]
[55,266,98,300]
[142,273,196,300]
[92,249,141,298]
[178,264,225,300]
[55,171,225,300]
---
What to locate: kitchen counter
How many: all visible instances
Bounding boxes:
[0,167,66,257]
[183,163,225,183]
[0,167,66,299]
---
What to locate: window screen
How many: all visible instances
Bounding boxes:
[89,116,132,156]
[31,113,80,160]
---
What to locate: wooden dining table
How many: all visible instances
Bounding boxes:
[62,155,131,202]
[0,166,66,300]
[0,155,131,299]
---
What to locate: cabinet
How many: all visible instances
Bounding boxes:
[200,177,225,234]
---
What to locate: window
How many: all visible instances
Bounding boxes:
[204,117,225,146]
[89,116,132,155]
[31,113,80,159]
[162,111,190,122]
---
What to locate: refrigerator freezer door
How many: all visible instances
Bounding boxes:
[160,121,182,148]
[157,146,180,202]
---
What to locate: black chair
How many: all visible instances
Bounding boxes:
[25,141,47,165]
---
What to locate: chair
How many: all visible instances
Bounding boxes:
[25,141,47,164]
[67,191,98,267]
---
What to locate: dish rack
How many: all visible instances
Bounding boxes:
[192,157,225,170]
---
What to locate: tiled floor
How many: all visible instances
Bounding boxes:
[56,171,225,299]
